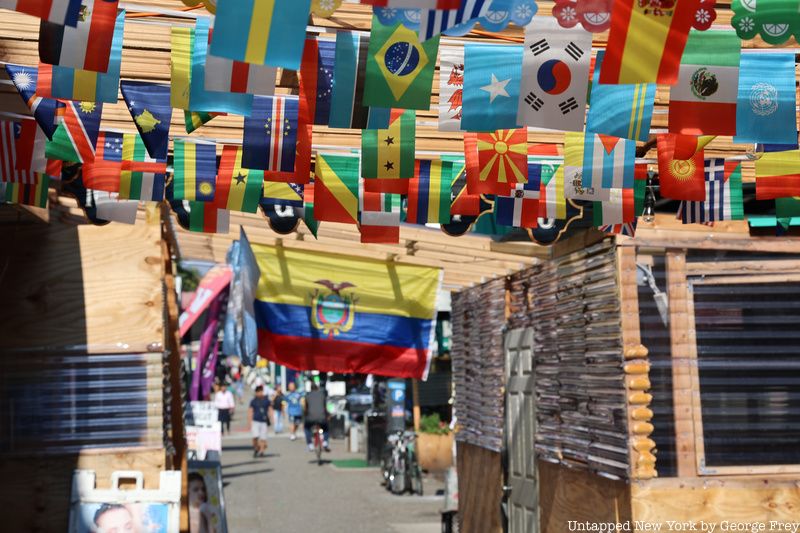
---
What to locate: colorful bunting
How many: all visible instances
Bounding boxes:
[172,140,217,202]
[593,187,636,227]
[359,189,402,243]
[1,121,37,183]
[362,109,415,192]
[13,119,48,174]
[656,133,706,201]
[184,111,223,134]
[449,162,482,216]
[3,174,49,207]
[755,150,800,200]
[39,0,120,72]
[82,132,167,201]
[5,64,62,139]
[553,0,614,32]
[587,51,655,142]
[463,43,522,131]
[263,181,303,207]
[313,154,359,224]
[242,96,303,182]
[517,17,591,132]
[734,53,797,145]
[417,0,490,42]
[563,131,601,201]
[539,164,566,220]
[669,29,740,136]
[407,159,453,225]
[600,0,699,84]
[187,200,231,233]
[299,37,336,126]
[582,133,635,191]
[464,129,527,195]
[35,9,124,103]
[363,16,440,110]
[495,163,542,229]
[329,31,370,129]
[438,45,464,132]
[205,29,276,96]
[45,100,103,163]
[677,160,743,224]
[213,146,264,213]
[0,0,83,26]
[209,0,311,70]
[120,81,172,160]
[600,220,637,237]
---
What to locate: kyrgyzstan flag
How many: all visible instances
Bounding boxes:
[656,134,706,201]
[668,29,741,136]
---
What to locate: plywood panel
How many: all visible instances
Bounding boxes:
[0,216,164,353]
[457,442,504,533]
[538,460,632,533]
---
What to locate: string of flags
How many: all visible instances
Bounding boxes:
[1,0,799,242]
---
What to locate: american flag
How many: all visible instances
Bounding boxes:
[677,159,742,225]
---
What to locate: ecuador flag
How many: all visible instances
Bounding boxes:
[253,245,441,379]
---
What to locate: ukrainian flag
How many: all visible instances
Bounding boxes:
[253,245,441,379]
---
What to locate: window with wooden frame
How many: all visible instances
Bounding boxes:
[681,251,800,476]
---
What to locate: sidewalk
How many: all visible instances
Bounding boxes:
[220,411,444,533]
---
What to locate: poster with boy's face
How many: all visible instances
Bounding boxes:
[74,502,169,533]
[187,461,227,533]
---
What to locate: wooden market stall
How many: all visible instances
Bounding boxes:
[0,202,188,531]
[451,216,800,533]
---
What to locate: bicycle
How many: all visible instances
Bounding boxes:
[384,431,423,495]
[312,423,324,465]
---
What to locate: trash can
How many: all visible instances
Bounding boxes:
[365,410,387,466]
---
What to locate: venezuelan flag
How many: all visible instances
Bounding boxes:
[253,245,442,379]
[214,145,263,213]
[172,140,217,202]
[209,0,311,70]
[407,159,452,225]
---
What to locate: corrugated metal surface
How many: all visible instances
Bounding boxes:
[693,282,800,467]
[0,352,164,453]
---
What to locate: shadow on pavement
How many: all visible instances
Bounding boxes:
[221,468,274,480]
[222,459,278,468]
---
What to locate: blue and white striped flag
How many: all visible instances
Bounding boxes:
[417,0,490,42]
[677,159,743,224]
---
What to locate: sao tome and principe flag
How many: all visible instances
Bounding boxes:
[5,64,62,140]
[586,50,655,142]
[120,81,173,160]
[362,109,415,193]
[171,139,217,203]
[600,0,700,84]
[45,100,103,164]
[363,16,440,111]
[754,150,800,200]
[656,133,706,201]
[35,9,124,103]
[677,160,743,224]
[215,145,264,213]
[313,153,360,224]
[406,159,453,225]
[517,17,591,132]
[359,188,402,244]
[734,53,797,145]
[669,29,740,136]
[39,0,120,73]
[464,129,527,195]
[209,0,311,70]
[463,43,523,131]
[0,0,83,26]
[494,162,543,229]
[252,243,441,379]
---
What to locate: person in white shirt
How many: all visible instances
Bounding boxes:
[213,382,236,434]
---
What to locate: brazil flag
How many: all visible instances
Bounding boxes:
[363,16,440,110]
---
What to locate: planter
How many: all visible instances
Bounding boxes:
[416,432,454,472]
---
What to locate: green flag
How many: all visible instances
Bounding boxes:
[776,197,800,230]
[362,109,415,184]
[363,16,439,110]
[45,123,80,163]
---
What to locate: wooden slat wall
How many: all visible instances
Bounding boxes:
[456,441,504,533]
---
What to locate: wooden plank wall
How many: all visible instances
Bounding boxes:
[538,459,632,533]
[456,441,504,533]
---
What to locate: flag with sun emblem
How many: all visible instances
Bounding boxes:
[462,43,523,132]
[656,133,706,201]
[464,129,527,195]
[242,95,300,181]
[35,9,124,104]
[120,81,173,160]
[669,29,740,136]
[0,0,83,26]
[45,100,103,163]
[734,53,796,145]
[361,109,415,193]
[4,64,62,140]
[517,17,591,132]
[363,16,440,110]
[39,0,120,73]
[214,145,264,213]
[171,139,217,203]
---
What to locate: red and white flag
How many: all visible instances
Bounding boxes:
[0,121,37,184]
[204,30,276,96]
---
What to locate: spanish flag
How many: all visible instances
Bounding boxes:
[252,244,441,379]
[599,0,699,84]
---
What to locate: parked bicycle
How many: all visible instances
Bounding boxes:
[381,430,423,495]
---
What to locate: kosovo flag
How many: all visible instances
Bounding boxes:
[171,140,217,202]
[4,64,61,139]
[364,15,440,110]
[120,81,173,160]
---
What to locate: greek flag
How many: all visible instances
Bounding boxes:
[418,0,490,42]
[677,159,743,224]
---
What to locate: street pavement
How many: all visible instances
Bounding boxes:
[220,410,444,533]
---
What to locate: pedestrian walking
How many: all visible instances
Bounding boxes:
[213,382,235,434]
[285,381,305,441]
[272,385,285,434]
[248,385,272,458]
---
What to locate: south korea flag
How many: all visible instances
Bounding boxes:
[517,17,591,132]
